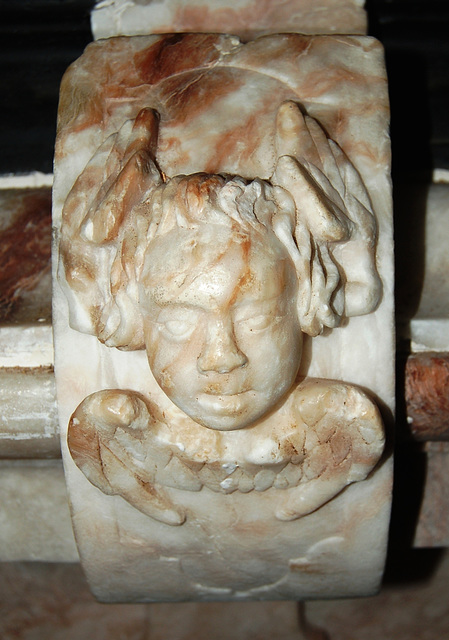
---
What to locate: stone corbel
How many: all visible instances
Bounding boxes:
[52,7,394,602]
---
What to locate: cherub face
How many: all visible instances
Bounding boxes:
[139,224,302,430]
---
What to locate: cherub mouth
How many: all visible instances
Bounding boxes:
[204,389,248,396]
[197,390,255,414]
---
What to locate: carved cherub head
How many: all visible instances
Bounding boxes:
[137,173,301,430]
[59,102,381,431]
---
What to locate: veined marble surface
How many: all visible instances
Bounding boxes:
[53,33,393,602]
[92,0,367,41]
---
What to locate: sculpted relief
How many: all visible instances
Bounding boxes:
[53,33,393,600]
[60,101,384,525]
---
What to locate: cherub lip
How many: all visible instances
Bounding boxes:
[197,390,254,414]
[204,389,249,396]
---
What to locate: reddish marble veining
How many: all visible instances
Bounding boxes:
[0,188,52,322]
[56,34,390,182]
[406,353,449,441]
[158,68,247,126]
[164,0,367,37]
[203,88,277,174]
[133,33,225,85]
[58,35,236,137]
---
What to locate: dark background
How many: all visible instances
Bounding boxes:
[0,0,448,177]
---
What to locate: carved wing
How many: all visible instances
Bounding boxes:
[58,108,163,349]
[275,379,385,521]
[68,389,186,526]
[271,101,382,336]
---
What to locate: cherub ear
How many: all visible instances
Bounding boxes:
[271,101,381,336]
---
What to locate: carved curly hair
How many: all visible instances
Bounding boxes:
[58,103,381,350]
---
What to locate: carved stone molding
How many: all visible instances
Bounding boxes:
[91,0,368,41]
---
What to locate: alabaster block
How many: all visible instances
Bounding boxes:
[53,33,393,602]
[92,0,367,41]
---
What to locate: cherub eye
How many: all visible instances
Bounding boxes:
[239,314,272,332]
[157,309,200,342]
[164,320,194,337]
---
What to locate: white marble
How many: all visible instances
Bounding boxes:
[0,367,59,458]
[0,173,53,189]
[92,0,368,41]
[53,33,393,602]
[0,324,53,368]
[409,184,449,351]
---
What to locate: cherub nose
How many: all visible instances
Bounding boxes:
[197,317,248,374]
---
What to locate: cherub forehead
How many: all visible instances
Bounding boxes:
[141,225,294,311]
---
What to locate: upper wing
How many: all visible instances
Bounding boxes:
[58,108,163,350]
[271,101,382,336]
